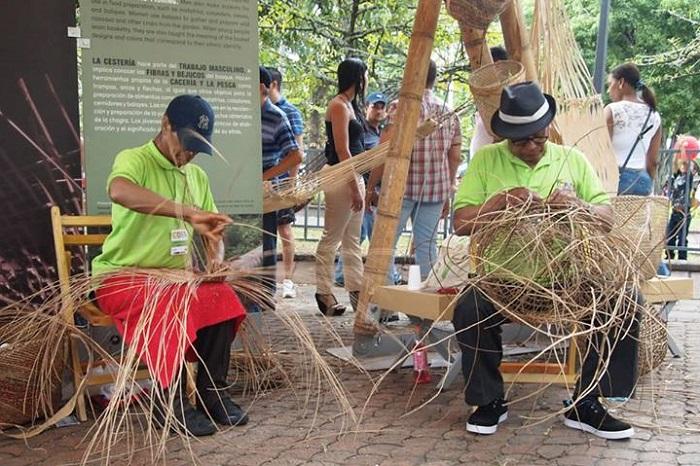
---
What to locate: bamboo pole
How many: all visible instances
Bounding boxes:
[353,0,442,336]
[499,0,537,81]
[460,25,493,71]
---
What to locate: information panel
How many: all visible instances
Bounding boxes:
[81,0,261,214]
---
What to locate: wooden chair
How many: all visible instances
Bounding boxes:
[51,206,151,421]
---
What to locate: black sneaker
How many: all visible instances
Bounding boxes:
[199,393,249,426]
[466,398,508,435]
[563,397,634,440]
[151,394,217,437]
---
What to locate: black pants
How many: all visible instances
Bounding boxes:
[191,319,236,403]
[666,210,691,260]
[451,288,640,406]
[261,211,278,309]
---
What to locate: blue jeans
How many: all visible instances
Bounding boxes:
[392,199,444,281]
[618,168,652,195]
[335,208,401,284]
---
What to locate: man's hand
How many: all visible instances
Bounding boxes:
[189,211,232,243]
[547,188,583,210]
[365,189,378,212]
[501,187,543,208]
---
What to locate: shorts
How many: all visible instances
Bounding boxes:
[277,207,296,226]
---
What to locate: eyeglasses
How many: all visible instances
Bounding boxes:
[510,135,548,146]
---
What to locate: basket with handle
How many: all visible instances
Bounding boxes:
[468,60,526,137]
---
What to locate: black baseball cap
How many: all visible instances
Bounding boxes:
[165,95,215,155]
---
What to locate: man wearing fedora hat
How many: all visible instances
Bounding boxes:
[451,82,639,439]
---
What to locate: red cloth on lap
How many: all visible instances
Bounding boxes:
[95,274,246,387]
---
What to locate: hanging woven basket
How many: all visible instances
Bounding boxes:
[469,60,526,138]
[610,195,670,280]
[446,0,511,30]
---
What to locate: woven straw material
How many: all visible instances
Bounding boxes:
[468,60,526,137]
[470,208,632,326]
[611,195,670,280]
[0,319,64,427]
[637,310,668,377]
[446,0,511,30]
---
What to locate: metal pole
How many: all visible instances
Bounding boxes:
[593,0,611,93]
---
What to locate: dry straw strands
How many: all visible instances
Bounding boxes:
[263,118,440,214]
[531,0,619,194]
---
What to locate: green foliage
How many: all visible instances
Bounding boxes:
[565,0,700,135]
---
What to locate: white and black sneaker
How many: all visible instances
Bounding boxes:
[466,398,508,435]
[563,397,634,440]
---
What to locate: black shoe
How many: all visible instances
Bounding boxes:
[563,397,634,440]
[466,398,508,435]
[151,393,216,437]
[199,393,249,426]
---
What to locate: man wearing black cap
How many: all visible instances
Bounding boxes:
[93,95,249,436]
[451,82,639,439]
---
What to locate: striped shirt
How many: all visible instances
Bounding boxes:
[387,89,462,202]
[274,97,304,137]
[261,98,298,172]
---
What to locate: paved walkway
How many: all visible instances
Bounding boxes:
[0,268,699,465]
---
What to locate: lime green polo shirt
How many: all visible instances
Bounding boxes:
[92,141,217,275]
[453,141,609,284]
[454,140,610,210]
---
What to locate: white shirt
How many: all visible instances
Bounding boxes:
[470,113,494,156]
[607,100,661,170]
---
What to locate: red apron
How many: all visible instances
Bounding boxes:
[95,274,246,388]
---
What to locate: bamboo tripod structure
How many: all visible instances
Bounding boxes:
[353,0,442,336]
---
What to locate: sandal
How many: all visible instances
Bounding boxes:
[315,293,346,316]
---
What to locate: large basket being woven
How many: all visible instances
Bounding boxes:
[446,0,511,30]
[469,60,526,137]
[611,195,669,280]
[0,319,64,427]
[637,310,668,377]
[471,208,629,325]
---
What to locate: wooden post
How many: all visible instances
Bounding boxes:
[354,0,441,336]
[460,25,493,71]
[499,0,537,81]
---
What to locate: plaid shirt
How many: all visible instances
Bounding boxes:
[388,90,461,202]
[274,97,304,137]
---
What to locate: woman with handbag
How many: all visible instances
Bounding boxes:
[605,63,663,196]
[606,63,670,275]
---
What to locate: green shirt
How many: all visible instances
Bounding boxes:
[454,140,610,210]
[92,141,217,275]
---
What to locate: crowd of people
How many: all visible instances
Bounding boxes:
[90,54,692,440]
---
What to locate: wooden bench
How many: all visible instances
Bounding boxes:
[373,277,694,386]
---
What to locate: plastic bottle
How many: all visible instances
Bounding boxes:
[413,341,432,384]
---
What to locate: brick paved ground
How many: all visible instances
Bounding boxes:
[1,266,699,465]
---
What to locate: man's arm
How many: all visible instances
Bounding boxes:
[109,177,231,242]
[289,134,304,179]
[453,188,542,236]
[262,148,303,181]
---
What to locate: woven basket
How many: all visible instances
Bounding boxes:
[0,319,64,427]
[469,60,526,137]
[446,0,511,30]
[637,310,668,377]
[611,195,670,280]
